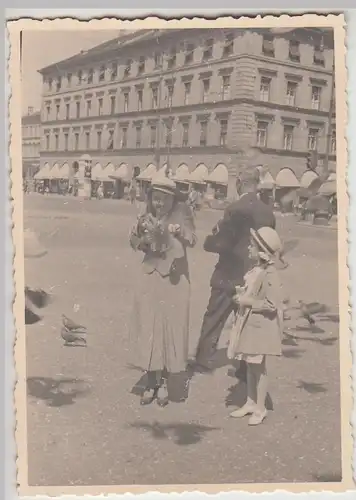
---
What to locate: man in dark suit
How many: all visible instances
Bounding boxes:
[193,166,276,371]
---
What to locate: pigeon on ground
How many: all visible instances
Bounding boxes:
[62,314,87,332]
[61,327,87,347]
[298,301,328,326]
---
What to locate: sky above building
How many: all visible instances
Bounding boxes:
[21,30,122,115]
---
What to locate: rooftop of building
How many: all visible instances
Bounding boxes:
[37,26,334,76]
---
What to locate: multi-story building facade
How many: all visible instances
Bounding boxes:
[38,27,335,196]
[22,107,41,179]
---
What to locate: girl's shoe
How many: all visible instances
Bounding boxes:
[248,409,267,426]
[230,403,256,418]
[156,383,169,407]
[140,387,158,406]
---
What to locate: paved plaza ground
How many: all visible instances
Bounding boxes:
[24,194,341,486]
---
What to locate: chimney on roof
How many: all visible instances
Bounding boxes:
[27,106,34,115]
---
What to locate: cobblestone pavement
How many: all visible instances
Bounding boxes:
[24,195,341,486]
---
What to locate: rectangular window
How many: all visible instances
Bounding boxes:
[124,59,131,78]
[202,79,210,103]
[283,125,294,150]
[165,123,172,147]
[45,134,50,150]
[74,132,79,151]
[330,129,336,154]
[137,90,143,111]
[203,38,214,61]
[110,95,116,115]
[98,98,103,116]
[77,70,82,85]
[88,69,94,84]
[65,103,70,120]
[97,130,102,150]
[85,131,90,150]
[111,63,118,80]
[107,129,114,150]
[99,66,106,82]
[152,87,158,109]
[150,125,157,148]
[260,77,271,102]
[48,78,53,91]
[86,100,92,117]
[138,56,145,75]
[185,43,194,64]
[200,121,208,146]
[121,128,128,149]
[56,78,61,92]
[182,122,189,147]
[46,105,51,121]
[76,101,80,119]
[311,86,321,110]
[136,126,142,148]
[183,82,191,105]
[308,128,319,150]
[67,73,72,86]
[64,133,69,151]
[314,43,325,66]
[289,40,300,62]
[55,104,60,120]
[154,52,162,69]
[286,81,297,106]
[223,33,234,57]
[167,84,174,108]
[123,92,129,112]
[219,119,228,146]
[262,34,275,57]
[221,75,231,100]
[167,49,176,69]
[55,134,59,150]
[256,120,268,147]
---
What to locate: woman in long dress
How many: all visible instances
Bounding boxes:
[129,171,196,407]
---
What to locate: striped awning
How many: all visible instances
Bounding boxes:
[58,163,70,179]
[208,164,229,185]
[174,164,190,182]
[300,170,319,189]
[110,163,132,182]
[189,164,208,183]
[48,164,61,179]
[137,163,157,181]
[275,168,300,188]
[91,163,104,181]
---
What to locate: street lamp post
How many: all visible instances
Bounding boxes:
[322,60,335,179]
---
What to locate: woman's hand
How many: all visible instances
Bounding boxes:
[168,224,181,235]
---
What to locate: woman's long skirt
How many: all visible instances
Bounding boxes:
[129,269,190,374]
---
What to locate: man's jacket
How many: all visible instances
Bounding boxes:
[204,193,276,292]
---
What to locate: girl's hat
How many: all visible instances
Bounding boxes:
[151,167,176,195]
[250,226,283,257]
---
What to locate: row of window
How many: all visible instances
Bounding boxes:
[44,32,329,93]
[256,120,336,153]
[22,125,41,138]
[42,119,336,154]
[22,144,40,158]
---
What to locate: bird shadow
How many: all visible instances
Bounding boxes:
[282,337,299,346]
[296,380,327,394]
[127,420,219,446]
[25,307,42,325]
[282,348,306,359]
[294,325,326,334]
[225,381,274,410]
[318,313,340,324]
[27,376,91,407]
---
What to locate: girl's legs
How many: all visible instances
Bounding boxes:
[248,357,268,425]
[230,362,257,418]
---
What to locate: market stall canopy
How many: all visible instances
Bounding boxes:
[318,179,337,196]
[189,163,208,183]
[300,170,319,189]
[174,163,190,182]
[275,167,300,188]
[91,162,104,181]
[109,163,132,182]
[258,171,275,190]
[33,169,44,180]
[136,163,157,181]
[48,163,61,179]
[58,163,70,179]
[208,163,229,185]
[101,163,115,181]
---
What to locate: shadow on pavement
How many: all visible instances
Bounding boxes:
[128,420,219,446]
[282,348,306,359]
[296,380,327,394]
[27,376,91,407]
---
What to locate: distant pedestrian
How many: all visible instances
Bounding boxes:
[228,226,285,425]
[128,170,196,407]
[129,180,137,205]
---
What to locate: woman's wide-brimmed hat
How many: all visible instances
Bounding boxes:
[250,226,283,260]
[151,167,177,195]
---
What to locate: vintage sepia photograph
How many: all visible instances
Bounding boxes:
[9,14,352,496]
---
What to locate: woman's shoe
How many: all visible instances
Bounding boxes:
[230,403,256,418]
[248,409,267,426]
[140,387,158,406]
[156,384,169,407]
